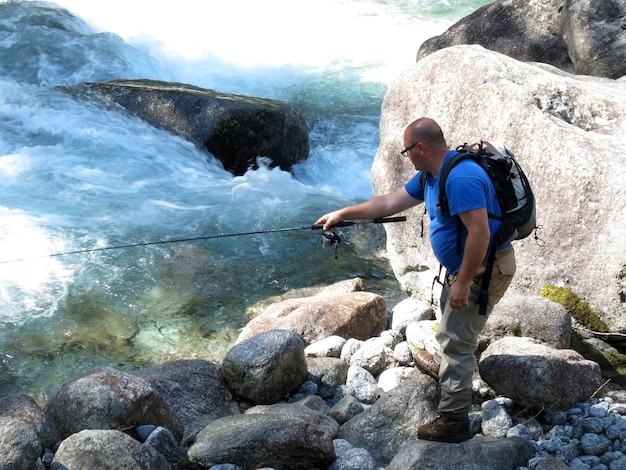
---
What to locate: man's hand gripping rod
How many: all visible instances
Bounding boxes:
[310,216,407,230]
[311,216,407,257]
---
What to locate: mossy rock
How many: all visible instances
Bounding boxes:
[540,285,609,333]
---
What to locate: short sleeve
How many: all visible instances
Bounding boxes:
[405,171,425,201]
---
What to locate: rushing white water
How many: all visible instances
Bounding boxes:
[0,0,491,400]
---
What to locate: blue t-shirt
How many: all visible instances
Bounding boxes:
[405,150,506,274]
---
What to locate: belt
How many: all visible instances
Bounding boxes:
[446,246,514,285]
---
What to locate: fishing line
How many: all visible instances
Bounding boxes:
[0,216,406,264]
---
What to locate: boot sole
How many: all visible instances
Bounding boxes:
[417,430,473,444]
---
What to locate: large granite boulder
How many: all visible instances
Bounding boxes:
[131,359,241,446]
[387,436,534,470]
[188,403,338,470]
[479,336,604,410]
[372,44,626,331]
[417,0,626,79]
[405,291,572,363]
[52,429,170,470]
[337,371,439,467]
[562,0,626,79]
[0,418,41,470]
[0,394,58,450]
[69,79,309,175]
[480,291,572,352]
[221,329,309,405]
[237,291,389,346]
[43,366,184,441]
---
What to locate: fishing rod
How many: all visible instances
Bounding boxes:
[0,216,407,264]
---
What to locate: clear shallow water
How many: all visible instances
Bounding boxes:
[0,0,491,402]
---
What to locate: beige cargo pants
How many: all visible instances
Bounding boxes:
[433,246,516,413]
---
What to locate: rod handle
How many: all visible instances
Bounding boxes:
[372,216,407,224]
[311,216,407,230]
[311,222,354,230]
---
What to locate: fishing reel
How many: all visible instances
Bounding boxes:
[321,231,342,259]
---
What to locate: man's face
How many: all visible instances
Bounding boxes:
[401,130,424,171]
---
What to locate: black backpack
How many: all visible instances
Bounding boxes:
[423,141,536,314]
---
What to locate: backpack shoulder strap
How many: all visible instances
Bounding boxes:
[478,244,497,315]
[438,149,474,218]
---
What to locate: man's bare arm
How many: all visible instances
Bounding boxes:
[316,188,420,231]
[448,207,491,310]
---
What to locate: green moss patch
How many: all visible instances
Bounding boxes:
[540,285,610,333]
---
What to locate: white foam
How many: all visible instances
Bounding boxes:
[50,0,449,80]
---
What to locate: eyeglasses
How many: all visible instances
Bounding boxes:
[400,142,419,157]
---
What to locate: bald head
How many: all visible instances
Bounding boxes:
[402,118,450,175]
[405,118,447,148]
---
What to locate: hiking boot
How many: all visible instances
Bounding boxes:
[417,412,473,443]
[415,350,439,380]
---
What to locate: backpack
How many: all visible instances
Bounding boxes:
[422,141,536,314]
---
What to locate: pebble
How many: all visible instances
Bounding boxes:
[512,396,626,470]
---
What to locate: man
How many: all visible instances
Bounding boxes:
[315,117,516,443]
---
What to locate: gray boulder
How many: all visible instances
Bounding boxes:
[0,393,58,449]
[562,0,626,79]
[578,336,626,386]
[143,426,186,463]
[373,44,626,331]
[346,365,379,404]
[340,338,365,362]
[306,356,350,400]
[305,335,347,358]
[187,403,337,470]
[0,418,41,470]
[393,341,414,366]
[237,291,388,345]
[52,429,170,470]
[43,366,184,441]
[348,340,388,376]
[390,298,434,335]
[221,329,308,405]
[330,439,377,470]
[132,359,241,445]
[387,436,534,470]
[338,371,439,467]
[69,79,309,175]
[416,0,626,79]
[480,291,572,352]
[291,393,330,415]
[481,399,514,438]
[329,396,365,425]
[479,336,604,410]
[245,402,339,434]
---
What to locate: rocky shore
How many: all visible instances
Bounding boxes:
[2,0,624,468]
[3,277,626,470]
